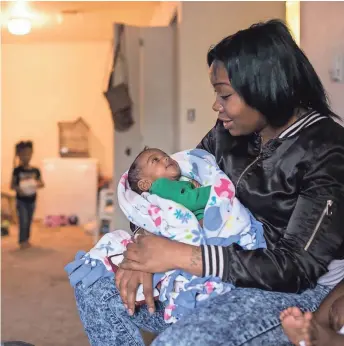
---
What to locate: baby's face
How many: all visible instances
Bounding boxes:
[138,149,181,186]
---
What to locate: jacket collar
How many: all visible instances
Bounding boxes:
[248,110,328,156]
[216,110,328,156]
[278,110,328,139]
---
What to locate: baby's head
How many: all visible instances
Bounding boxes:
[128,148,181,194]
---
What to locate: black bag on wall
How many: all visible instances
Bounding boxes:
[104,24,134,132]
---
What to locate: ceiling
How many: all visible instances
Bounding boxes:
[1,1,161,43]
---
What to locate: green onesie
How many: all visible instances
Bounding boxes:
[149,178,211,221]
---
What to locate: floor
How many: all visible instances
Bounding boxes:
[2,223,156,346]
[2,223,95,346]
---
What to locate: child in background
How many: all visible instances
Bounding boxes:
[10,141,44,249]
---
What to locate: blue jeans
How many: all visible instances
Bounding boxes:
[74,277,331,346]
[16,199,35,244]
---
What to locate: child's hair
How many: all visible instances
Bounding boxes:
[13,141,33,167]
[128,146,150,195]
[15,141,33,155]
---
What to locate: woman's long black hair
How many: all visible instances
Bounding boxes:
[207,19,338,127]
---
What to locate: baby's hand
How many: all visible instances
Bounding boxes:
[191,180,201,188]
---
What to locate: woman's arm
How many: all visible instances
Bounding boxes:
[123,146,344,294]
[122,143,344,294]
[199,146,344,293]
[120,234,203,276]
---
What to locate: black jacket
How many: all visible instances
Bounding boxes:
[198,111,344,293]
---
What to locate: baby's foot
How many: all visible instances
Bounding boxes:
[301,312,342,346]
[280,307,306,345]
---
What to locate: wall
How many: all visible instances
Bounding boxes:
[112,25,177,230]
[177,1,286,150]
[286,1,300,46]
[1,2,160,43]
[1,42,114,217]
[301,2,344,119]
[1,1,286,221]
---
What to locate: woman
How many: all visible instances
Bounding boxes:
[74,20,344,345]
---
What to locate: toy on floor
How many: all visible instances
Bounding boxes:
[44,214,78,227]
[68,215,79,225]
[1,215,10,236]
[1,221,10,236]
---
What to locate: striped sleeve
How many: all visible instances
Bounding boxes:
[201,245,229,280]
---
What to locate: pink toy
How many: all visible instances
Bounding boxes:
[44,214,70,227]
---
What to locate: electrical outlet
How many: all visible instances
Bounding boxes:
[187,109,196,122]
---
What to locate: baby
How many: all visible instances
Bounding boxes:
[80,147,265,323]
[281,286,344,346]
[128,147,211,225]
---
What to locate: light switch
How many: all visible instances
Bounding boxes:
[187,109,196,122]
[330,54,344,83]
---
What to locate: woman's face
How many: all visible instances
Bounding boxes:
[210,60,267,137]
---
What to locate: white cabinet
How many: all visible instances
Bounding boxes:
[41,158,98,225]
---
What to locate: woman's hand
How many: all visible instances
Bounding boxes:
[120,234,203,277]
[115,268,155,316]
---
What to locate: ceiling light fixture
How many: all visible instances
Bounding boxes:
[7,0,32,36]
[7,17,32,35]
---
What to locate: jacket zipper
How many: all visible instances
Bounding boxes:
[236,146,262,190]
[304,200,333,251]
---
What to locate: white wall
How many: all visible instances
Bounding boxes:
[1,2,286,223]
[1,42,114,217]
[301,2,344,120]
[177,1,286,150]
